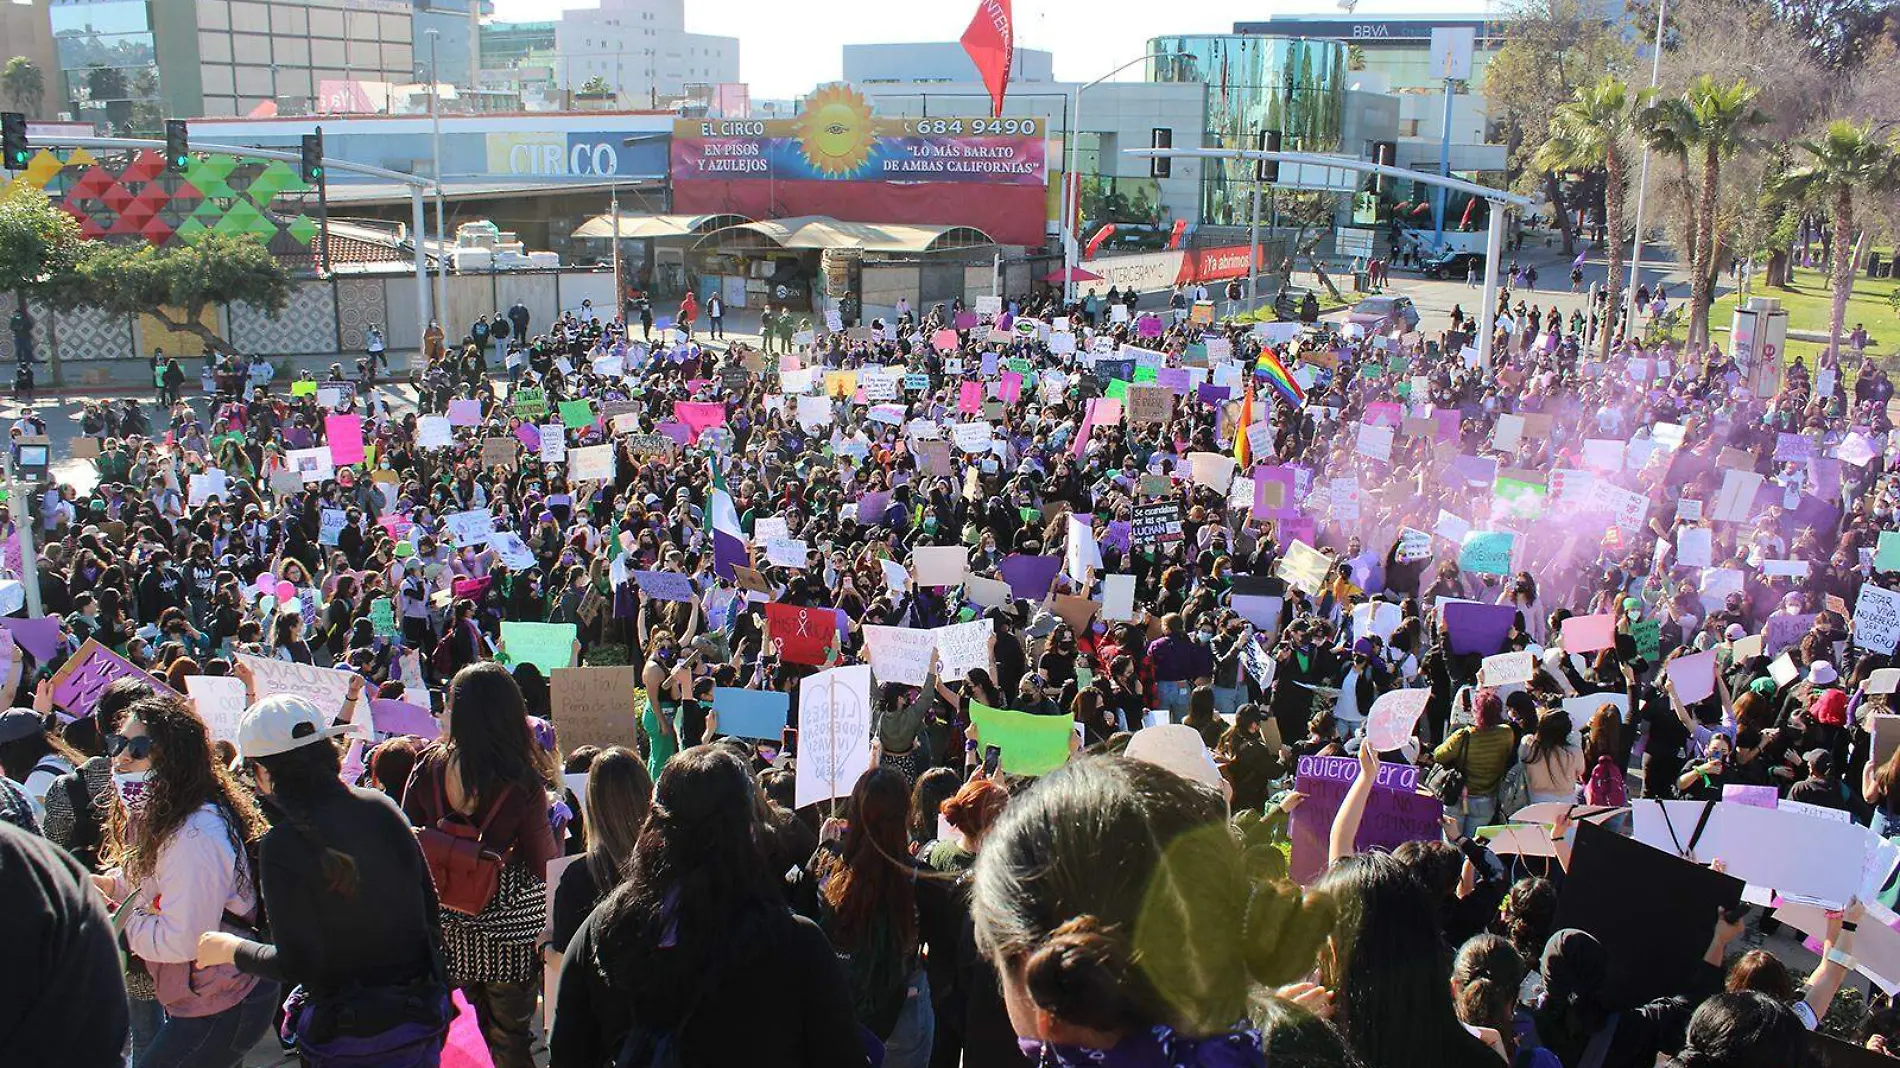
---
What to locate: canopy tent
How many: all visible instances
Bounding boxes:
[691,216,996,255]
[570,213,753,240]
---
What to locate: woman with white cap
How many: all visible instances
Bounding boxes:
[193,693,451,1066]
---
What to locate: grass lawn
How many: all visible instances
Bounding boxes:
[1712,264,1900,360]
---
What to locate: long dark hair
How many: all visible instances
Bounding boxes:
[252,737,357,899]
[594,746,775,993]
[583,746,653,891]
[103,694,267,890]
[1669,992,1806,1068]
[1312,852,1495,1068]
[444,661,546,804]
[820,767,916,954]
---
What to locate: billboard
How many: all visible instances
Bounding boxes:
[1077,244,1264,296]
[486,132,667,179]
[671,82,1049,246]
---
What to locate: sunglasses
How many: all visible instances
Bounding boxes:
[105,734,154,761]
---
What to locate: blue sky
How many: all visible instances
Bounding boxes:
[487,0,1497,99]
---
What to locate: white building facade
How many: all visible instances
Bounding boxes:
[553,0,737,104]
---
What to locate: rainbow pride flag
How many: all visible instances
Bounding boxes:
[1255,346,1306,407]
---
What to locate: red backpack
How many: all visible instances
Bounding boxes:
[1583,756,1627,807]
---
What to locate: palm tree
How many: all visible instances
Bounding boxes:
[1769,121,1900,360]
[1639,95,1701,290]
[1677,76,1767,346]
[1,57,44,118]
[1535,75,1651,360]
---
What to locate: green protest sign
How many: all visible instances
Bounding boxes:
[369,597,397,638]
[500,621,578,677]
[969,701,1074,776]
[559,399,595,430]
[1631,618,1661,663]
[512,387,548,419]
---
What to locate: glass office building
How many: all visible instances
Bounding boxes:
[49,0,161,129]
[1147,35,1346,226]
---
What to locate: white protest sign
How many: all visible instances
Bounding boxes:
[765,538,808,569]
[1480,651,1535,687]
[185,674,249,745]
[490,531,536,571]
[1102,573,1137,621]
[934,618,994,682]
[862,625,936,686]
[752,516,789,545]
[794,665,874,809]
[1856,584,1900,654]
[1712,469,1764,523]
[913,545,969,587]
[287,447,334,484]
[1355,422,1394,463]
[443,508,496,548]
[319,508,348,547]
[1676,528,1712,569]
[417,415,453,449]
[1396,528,1433,563]
[567,444,616,482]
[236,653,361,727]
[952,422,993,453]
[188,471,229,508]
[539,425,567,465]
[1364,688,1429,752]
[1434,511,1472,543]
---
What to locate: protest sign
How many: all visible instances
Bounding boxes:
[443,508,495,548]
[1364,689,1430,752]
[1561,613,1617,654]
[539,426,567,465]
[1712,470,1764,523]
[1125,384,1174,424]
[369,699,439,741]
[1130,500,1184,547]
[764,602,836,665]
[1276,541,1331,596]
[236,653,357,724]
[912,545,969,587]
[187,471,229,508]
[999,555,1062,601]
[1481,651,1535,686]
[935,618,994,682]
[1458,530,1514,576]
[1289,755,1440,883]
[184,675,248,745]
[1395,528,1433,564]
[1676,528,1712,568]
[1764,613,1817,659]
[1856,584,1900,654]
[481,437,516,469]
[550,667,638,753]
[50,640,172,718]
[1351,601,1402,642]
[1434,511,1472,543]
[1878,532,1900,574]
[969,701,1075,776]
[633,570,696,603]
[1443,602,1515,656]
[764,538,808,569]
[287,447,335,484]
[500,622,576,676]
[1632,799,1867,909]
[318,508,348,547]
[1665,650,1719,704]
[1631,619,1661,663]
[511,387,548,419]
[567,444,616,482]
[711,688,790,741]
[1355,422,1395,462]
[794,665,874,809]
[863,625,937,686]
[1101,574,1138,622]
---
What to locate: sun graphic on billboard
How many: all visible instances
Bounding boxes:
[794,83,877,178]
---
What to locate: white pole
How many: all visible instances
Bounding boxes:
[1478,202,1506,371]
[429,30,448,329]
[611,182,621,319]
[1623,0,1668,339]
[11,466,40,618]
[1062,83,1081,306]
[1247,179,1261,312]
[412,188,432,339]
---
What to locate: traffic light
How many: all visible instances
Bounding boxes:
[164,119,189,172]
[1255,129,1281,183]
[1149,127,1172,178]
[1,113,27,171]
[300,132,324,183]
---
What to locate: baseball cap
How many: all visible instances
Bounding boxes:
[237,694,361,759]
[1124,724,1223,794]
[0,709,44,745]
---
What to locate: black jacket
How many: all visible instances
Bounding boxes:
[552,900,868,1068]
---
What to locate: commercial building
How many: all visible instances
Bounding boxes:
[1234,14,1503,92]
[412,0,492,89]
[45,0,419,120]
[551,0,737,107]
[842,42,1053,87]
[0,0,60,120]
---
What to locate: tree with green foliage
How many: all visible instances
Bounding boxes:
[1535,76,1651,360]
[1,57,44,117]
[1769,121,1900,359]
[0,188,87,304]
[1482,0,1633,255]
[70,233,291,355]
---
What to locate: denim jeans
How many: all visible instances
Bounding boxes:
[125,996,163,1066]
[134,979,278,1068]
[1156,681,1192,723]
[1454,793,1497,839]
[881,970,935,1068]
[1211,686,1244,718]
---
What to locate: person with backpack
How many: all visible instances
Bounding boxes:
[43,677,155,873]
[401,662,557,1068]
[193,689,452,1067]
[91,692,277,1068]
[550,745,870,1068]
[0,706,79,823]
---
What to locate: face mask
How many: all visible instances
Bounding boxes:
[115,768,153,804]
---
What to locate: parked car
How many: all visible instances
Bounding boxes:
[1421,250,1485,280]
[1347,295,1421,335]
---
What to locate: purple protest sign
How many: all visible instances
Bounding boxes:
[656,421,692,446]
[1156,367,1191,395]
[1103,521,1132,555]
[513,424,540,451]
[1197,384,1231,406]
[1137,316,1164,339]
[1253,465,1299,519]
[1433,409,1462,442]
[1289,754,1442,883]
[1763,613,1816,659]
[0,616,62,661]
[369,699,440,741]
[954,311,979,331]
[999,555,1063,601]
[49,639,173,719]
[1451,455,1499,488]
[633,570,698,603]
[1443,602,1517,656]
[857,492,890,526]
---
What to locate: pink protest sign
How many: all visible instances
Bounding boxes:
[932,328,960,353]
[446,398,483,427]
[1364,402,1403,428]
[672,401,728,443]
[998,371,1023,404]
[959,381,983,415]
[325,414,365,466]
[1560,613,1617,654]
[369,699,440,741]
[49,639,173,718]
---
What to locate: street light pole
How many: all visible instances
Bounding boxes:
[427,29,448,329]
[1623,0,1668,339]
[1061,51,1170,305]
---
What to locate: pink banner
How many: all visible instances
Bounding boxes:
[325,414,364,466]
[959,381,983,414]
[673,401,728,443]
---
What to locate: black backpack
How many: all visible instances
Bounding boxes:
[50,765,104,870]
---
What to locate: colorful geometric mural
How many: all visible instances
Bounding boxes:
[0,148,321,267]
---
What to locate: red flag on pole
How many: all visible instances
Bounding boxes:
[960,0,1014,118]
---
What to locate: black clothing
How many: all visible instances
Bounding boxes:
[550,857,604,954]
[0,821,128,1066]
[552,900,869,1068]
[231,784,441,998]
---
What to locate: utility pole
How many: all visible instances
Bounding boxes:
[428,29,448,326]
[1624,0,1670,339]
